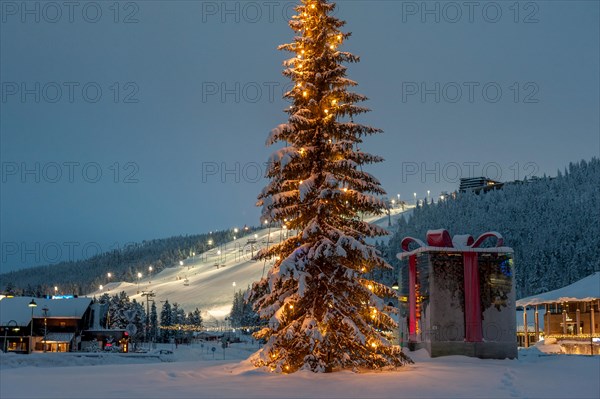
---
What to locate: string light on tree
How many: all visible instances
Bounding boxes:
[248,0,411,373]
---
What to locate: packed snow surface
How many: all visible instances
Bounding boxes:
[88,208,411,323]
[1,343,598,399]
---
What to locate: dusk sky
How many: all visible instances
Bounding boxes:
[1,1,598,272]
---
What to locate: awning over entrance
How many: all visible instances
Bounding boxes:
[43,332,74,343]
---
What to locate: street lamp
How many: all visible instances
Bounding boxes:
[148,266,153,283]
[3,320,18,353]
[232,281,236,296]
[28,299,37,353]
[427,190,430,202]
[42,306,49,352]
[54,286,58,296]
[99,285,103,292]
[413,192,417,205]
[137,272,142,294]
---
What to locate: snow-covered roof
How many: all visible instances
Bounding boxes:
[516,272,600,307]
[397,245,514,259]
[0,297,92,327]
[396,230,513,259]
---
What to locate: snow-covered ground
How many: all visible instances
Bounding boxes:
[88,207,412,323]
[1,342,598,399]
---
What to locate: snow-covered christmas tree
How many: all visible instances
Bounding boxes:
[248,0,411,373]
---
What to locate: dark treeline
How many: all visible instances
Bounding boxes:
[381,158,600,299]
[1,227,258,296]
[96,292,202,343]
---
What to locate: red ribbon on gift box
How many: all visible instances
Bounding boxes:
[401,230,504,343]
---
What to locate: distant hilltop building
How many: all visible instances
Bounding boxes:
[459,177,503,193]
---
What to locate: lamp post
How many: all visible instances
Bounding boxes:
[148,266,153,283]
[3,320,18,353]
[413,192,417,205]
[42,306,49,352]
[28,299,37,353]
[54,286,58,296]
[137,272,142,294]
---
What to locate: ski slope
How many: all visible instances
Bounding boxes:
[90,207,413,324]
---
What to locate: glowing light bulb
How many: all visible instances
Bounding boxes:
[371,342,377,348]
[331,99,337,105]
[311,4,315,9]
[299,180,303,185]
[343,187,348,192]
[289,304,294,310]
[324,109,329,114]
[330,44,335,50]
[367,284,373,290]
[297,54,302,59]
[303,91,308,97]
[337,34,342,41]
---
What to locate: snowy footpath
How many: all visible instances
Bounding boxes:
[1,343,599,399]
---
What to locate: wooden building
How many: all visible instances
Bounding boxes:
[0,296,93,353]
[516,272,600,354]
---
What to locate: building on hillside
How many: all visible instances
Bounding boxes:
[459,177,503,193]
[397,229,517,359]
[516,272,600,354]
[0,296,93,353]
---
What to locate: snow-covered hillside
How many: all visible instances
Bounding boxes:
[89,207,412,323]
